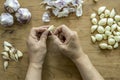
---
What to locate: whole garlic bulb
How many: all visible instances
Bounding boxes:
[0,13,14,27]
[4,0,20,13]
[15,8,31,24]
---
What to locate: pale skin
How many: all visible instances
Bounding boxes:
[25,25,104,80]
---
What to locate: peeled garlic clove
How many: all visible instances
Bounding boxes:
[97,26,105,33]
[95,34,103,41]
[107,45,113,50]
[4,0,20,13]
[105,26,111,31]
[90,13,96,19]
[42,12,50,22]
[91,18,98,25]
[108,35,114,39]
[0,13,14,27]
[99,43,108,49]
[114,32,120,36]
[4,46,10,51]
[107,18,114,26]
[98,18,107,26]
[48,25,55,31]
[100,13,105,19]
[110,8,116,18]
[115,15,120,22]
[91,36,96,43]
[4,41,12,47]
[108,38,115,45]
[105,31,112,36]
[3,61,9,71]
[102,34,107,40]
[15,8,31,24]
[114,36,120,42]
[117,26,120,32]
[9,50,16,60]
[105,9,110,17]
[91,25,98,33]
[17,50,23,58]
[113,42,119,48]
[111,24,117,32]
[118,22,120,26]
[98,6,106,15]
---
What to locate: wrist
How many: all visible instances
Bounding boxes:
[29,63,43,69]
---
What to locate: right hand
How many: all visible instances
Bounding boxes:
[52,25,85,61]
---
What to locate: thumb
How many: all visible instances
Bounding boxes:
[40,30,49,43]
[51,34,63,45]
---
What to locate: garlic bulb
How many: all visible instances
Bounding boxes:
[107,18,114,26]
[91,18,98,24]
[4,0,20,13]
[99,43,108,49]
[98,18,107,26]
[98,6,106,15]
[90,13,96,19]
[97,26,105,33]
[110,8,116,18]
[15,8,31,24]
[0,13,14,27]
[105,9,110,17]
[114,15,120,22]
[91,25,98,33]
[91,36,96,43]
[108,38,115,45]
[95,34,103,41]
[42,12,50,23]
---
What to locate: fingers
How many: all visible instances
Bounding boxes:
[51,34,63,45]
[40,30,49,43]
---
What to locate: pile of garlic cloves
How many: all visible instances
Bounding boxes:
[0,0,31,27]
[1,41,23,71]
[41,0,84,22]
[91,6,120,50]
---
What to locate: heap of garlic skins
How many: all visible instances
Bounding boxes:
[41,0,84,22]
[90,6,120,50]
[1,41,23,71]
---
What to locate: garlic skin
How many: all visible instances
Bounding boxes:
[98,18,107,26]
[99,43,108,49]
[15,8,31,24]
[98,6,106,15]
[0,13,14,27]
[4,0,20,13]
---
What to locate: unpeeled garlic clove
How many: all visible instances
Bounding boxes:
[100,13,105,19]
[105,9,110,17]
[95,34,103,41]
[48,25,55,31]
[113,42,119,48]
[108,38,115,45]
[97,26,105,33]
[0,13,14,27]
[91,36,96,43]
[4,0,20,13]
[99,43,108,49]
[90,13,96,19]
[114,15,120,22]
[98,6,106,15]
[17,50,23,58]
[4,41,12,47]
[114,36,120,42]
[98,18,107,26]
[105,26,111,31]
[15,8,31,24]
[91,18,98,25]
[107,45,113,50]
[107,18,114,26]
[111,24,117,32]
[42,12,50,23]
[3,61,9,71]
[110,8,116,18]
[91,25,98,33]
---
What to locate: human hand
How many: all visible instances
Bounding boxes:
[52,25,85,61]
[27,26,49,64]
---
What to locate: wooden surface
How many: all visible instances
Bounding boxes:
[0,0,120,80]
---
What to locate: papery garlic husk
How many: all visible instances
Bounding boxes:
[91,18,98,25]
[1,52,9,59]
[4,41,12,47]
[0,13,14,27]
[17,50,23,58]
[9,49,16,60]
[4,0,20,13]
[107,45,113,50]
[110,8,116,18]
[95,34,103,41]
[15,8,31,24]
[42,12,50,22]
[104,9,110,17]
[4,46,10,52]
[115,15,120,22]
[97,26,105,33]
[90,13,96,19]
[108,38,115,45]
[99,43,108,49]
[98,18,107,26]
[107,18,114,26]
[91,25,98,33]
[76,4,83,17]
[113,42,119,48]
[14,53,18,62]
[91,36,96,43]
[98,6,106,15]
[4,61,9,71]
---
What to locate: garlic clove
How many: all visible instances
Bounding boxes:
[104,9,110,17]
[105,31,112,36]
[102,34,107,40]
[1,52,9,58]
[2,55,10,60]
[95,34,103,41]
[98,6,106,15]
[4,46,10,52]
[0,13,14,27]
[17,50,23,58]
[15,8,31,24]
[110,8,116,18]
[91,18,98,25]
[91,25,98,33]
[9,50,16,60]
[105,26,111,31]
[42,12,50,22]
[113,42,119,48]
[48,25,55,31]
[107,45,113,50]
[100,13,105,19]
[90,13,96,19]
[3,61,9,71]
[114,15,120,22]
[117,26,120,32]
[4,41,12,47]
[107,18,114,26]
[114,36,120,42]
[118,22,120,26]
[108,35,114,39]
[4,0,20,13]
[111,24,117,32]
[91,36,96,43]
[97,26,105,33]
[99,43,108,49]
[98,18,107,26]
[113,32,120,36]
[108,38,115,45]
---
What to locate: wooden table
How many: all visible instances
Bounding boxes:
[0,0,120,80]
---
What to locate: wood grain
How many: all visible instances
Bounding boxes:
[0,0,120,80]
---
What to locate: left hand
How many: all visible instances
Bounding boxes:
[27,26,49,64]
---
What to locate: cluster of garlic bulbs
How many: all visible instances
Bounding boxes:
[0,0,31,27]
[91,6,120,50]
[1,41,23,71]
